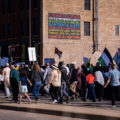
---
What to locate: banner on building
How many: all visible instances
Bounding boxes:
[28,47,36,61]
[48,13,80,39]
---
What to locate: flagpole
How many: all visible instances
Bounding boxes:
[29,0,31,47]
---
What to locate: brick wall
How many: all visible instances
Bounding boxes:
[42,0,120,66]
[43,0,93,66]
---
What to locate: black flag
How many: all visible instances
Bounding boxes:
[55,47,62,58]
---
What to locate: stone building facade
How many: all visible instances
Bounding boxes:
[0,0,120,65]
[98,0,120,57]
[42,0,120,65]
[43,0,93,65]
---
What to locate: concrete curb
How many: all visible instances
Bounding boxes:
[0,104,120,120]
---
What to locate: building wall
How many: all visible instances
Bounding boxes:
[98,0,120,58]
[0,0,120,65]
[43,0,93,66]
[43,0,120,65]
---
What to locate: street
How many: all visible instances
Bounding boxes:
[0,92,120,120]
[0,110,87,120]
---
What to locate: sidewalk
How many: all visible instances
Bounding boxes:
[0,94,120,120]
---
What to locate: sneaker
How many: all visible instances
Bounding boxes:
[93,100,96,102]
[29,99,32,104]
[35,98,39,101]
[81,98,86,102]
[35,98,39,104]
[19,101,23,104]
[52,99,58,104]
[66,96,70,103]
[112,105,116,108]
[14,100,18,103]
[98,99,103,102]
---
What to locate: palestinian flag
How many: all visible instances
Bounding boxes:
[55,47,62,58]
[98,48,113,67]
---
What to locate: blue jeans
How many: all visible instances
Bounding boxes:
[33,81,42,100]
[88,83,96,101]
[61,82,68,97]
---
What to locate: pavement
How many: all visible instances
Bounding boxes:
[0,93,120,120]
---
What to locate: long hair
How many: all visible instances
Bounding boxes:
[33,64,41,73]
[20,71,27,77]
[0,68,2,75]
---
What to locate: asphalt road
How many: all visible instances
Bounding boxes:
[0,110,88,120]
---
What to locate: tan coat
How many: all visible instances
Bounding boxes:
[49,69,61,87]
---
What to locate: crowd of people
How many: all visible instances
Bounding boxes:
[0,61,120,107]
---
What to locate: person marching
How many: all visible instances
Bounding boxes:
[47,64,61,104]
[58,62,69,103]
[10,65,19,102]
[31,64,44,101]
[104,64,120,107]
[19,71,32,104]
[86,70,96,102]
[3,63,11,98]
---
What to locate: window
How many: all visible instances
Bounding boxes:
[21,0,26,10]
[8,0,12,13]
[84,0,90,10]
[84,22,90,36]
[27,20,29,35]
[8,23,12,37]
[115,25,119,36]
[33,0,38,8]
[2,0,6,15]
[2,24,6,38]
[21,21,26,36]
[26,0,29,9]
[33,18,39,35]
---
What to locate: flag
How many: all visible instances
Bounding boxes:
[55,47,62,58]
[98,48,113,67]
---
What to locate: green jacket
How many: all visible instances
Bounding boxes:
[10,69,20,84]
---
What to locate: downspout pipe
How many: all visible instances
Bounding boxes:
[96,0,99,51]
[92,0,95,53]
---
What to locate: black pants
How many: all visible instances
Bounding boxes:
[111,86,120,105]
[95,82,104,100]
[49,84,60,101]
[11,79,19,101]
